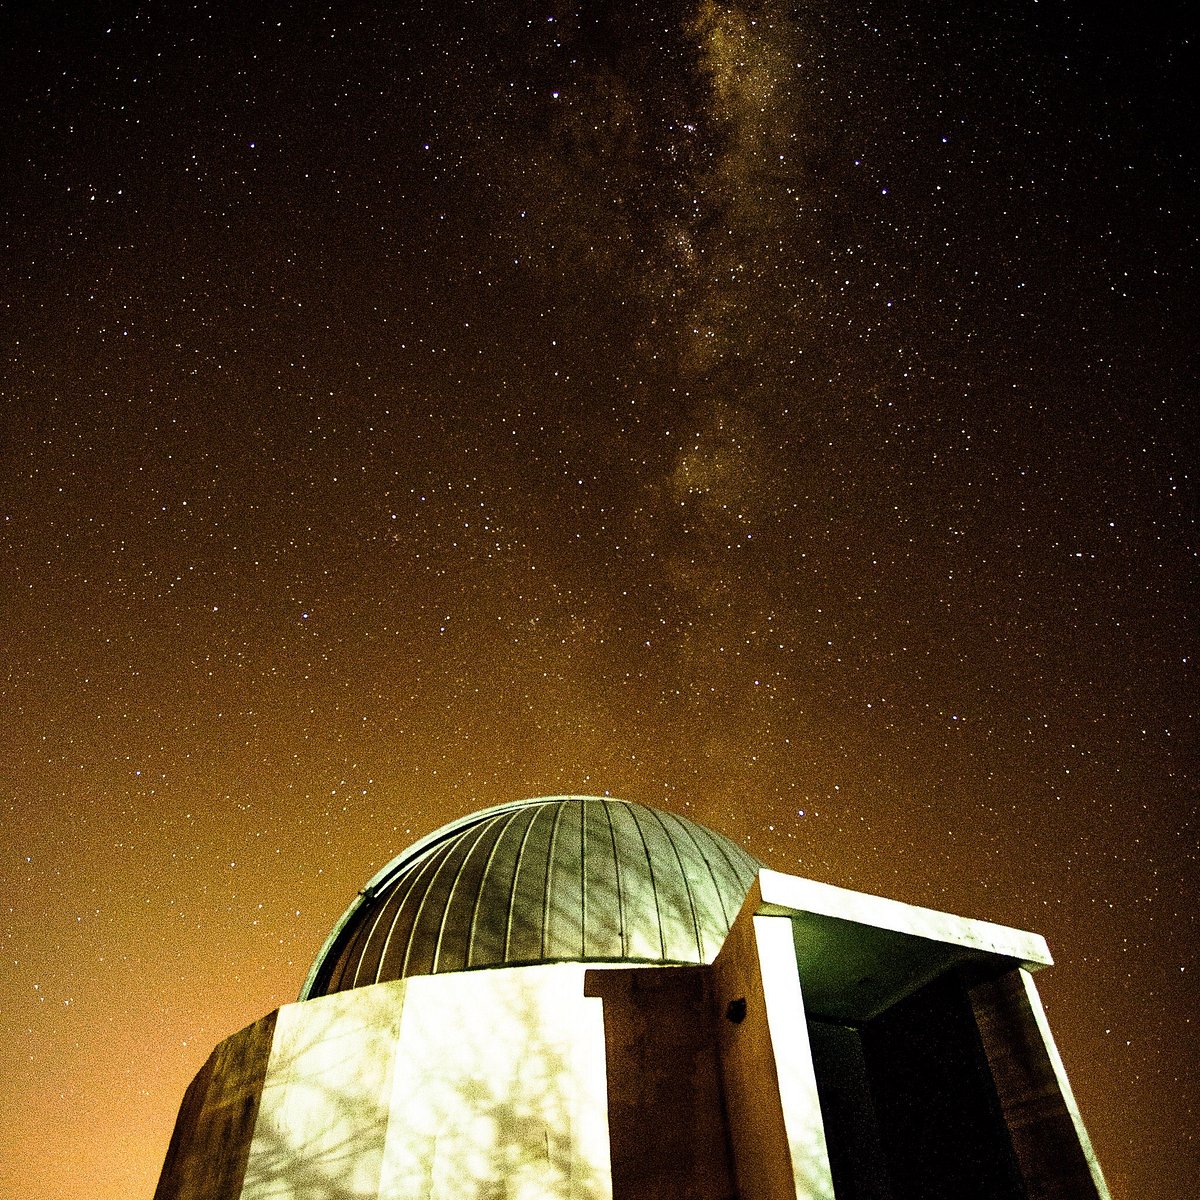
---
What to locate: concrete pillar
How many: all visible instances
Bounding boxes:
[969,969,1111,1200]
[584,965,736,1200]
[712,910,836,1200]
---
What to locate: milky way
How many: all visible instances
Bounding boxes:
[1,4,1195,1198]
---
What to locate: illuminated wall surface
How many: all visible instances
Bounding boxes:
[154,798,1111,1200]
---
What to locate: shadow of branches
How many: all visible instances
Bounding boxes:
[237,966,611,1200]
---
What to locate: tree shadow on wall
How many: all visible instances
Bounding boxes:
[239,970,611,1200]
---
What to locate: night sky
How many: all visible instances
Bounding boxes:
[2,3,1195,1198]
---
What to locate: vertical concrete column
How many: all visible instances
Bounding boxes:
[969,968,1111,1200]
[712,910,835,1200]
[584,965,736,1200]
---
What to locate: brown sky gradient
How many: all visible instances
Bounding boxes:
[2,3,1195,1198]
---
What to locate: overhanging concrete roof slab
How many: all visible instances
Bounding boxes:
[750,870,1053,1022]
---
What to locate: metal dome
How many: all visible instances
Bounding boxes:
[301,795,763,998]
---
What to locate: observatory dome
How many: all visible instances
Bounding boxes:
[302,795,762,998]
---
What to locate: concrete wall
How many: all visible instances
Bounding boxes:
[154,1011,277,1200]
[584,965,735,1200]
[157,942,836,1200]
[711,908,835,1200]
[240,982,404,1199]
[970,969,1112,1200]
[375,964,611,1200]
[156,965,612,1200]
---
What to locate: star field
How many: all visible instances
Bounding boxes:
[1,3,1195,1198]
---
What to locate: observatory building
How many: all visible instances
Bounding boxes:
[154,796,1110,1200]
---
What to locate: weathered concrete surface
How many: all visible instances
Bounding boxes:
[971,969,1112,1200]
[377,964,611,1200]
[155,966,612,1200]
[240,982,405,1200]
[153,1010,277,1200]
[585,965,735,1200]
[711,903,835,1200]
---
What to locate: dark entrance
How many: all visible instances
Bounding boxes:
[809,974,1027,1200]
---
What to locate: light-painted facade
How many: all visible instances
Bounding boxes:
[155,798,1110,1200]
